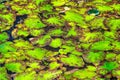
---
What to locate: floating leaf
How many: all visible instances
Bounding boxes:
[102,61,118,71]
[73,69,96,79]
[24,16,46,29]
[64,11,86,27]
[48,28,64,36]
[51,0,66,6]
[26,48,46,60]
[90,17,105,29]
[59,45,75,54]
[107,19,120,30]
[36,35,51,47]
[0,67,8,80]
[96,5,113,12]
[86,51,104,63]
[40,4,53,12]
[111,4,120,11]
[113,41,120,50]
[49,38,62,48]
[5,62,22,72]
[49,62,60,70]
[67,27,77,37]
[15,71,36,80]
[82,32,102,42]
[35,0,45,5]
[46,17,63,26]
[14,40,33,49]
[17,30,29,37]
[105,53,116,61]
[91,41,113,50]
[39,70,62,80]
[29,62,40,69]
[0,32,8,42]
[0,42,16,54]
[61,54,84,67]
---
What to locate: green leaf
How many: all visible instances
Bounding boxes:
[111,4,120,11]
[87,51,104,63]
[14,40,33,49]
[0,42,16,54]
[105,53,116,61]
[49,38,62,48]
[46,17,63,26]
[104,31,116,39]
[17,30,29,37]
[0,13,14,25]
[48,28,64,36]
[5,62,22,72]
[29,62,40,69]
[51,0,66,6]
[0,32,8,42]
[102,61,118,71]
[35,0,45,5]
[64,11,85,26]
[59,45,75,54]
[85,15,95,21]
[39,70,62,80]
[113,41,120,50]
[0,4,5,10]
[36,35,51,47]
[0,67,8,80]
[26,48,46,60]
[61,54,84,67]
[67,27,77,37]
[73,69,96,79]
[91,41,113,50]
[15,71,36,80]
[49,62,60,70]
[24,16,46,29]
[18,9,32,15]
[90,17,106,29]
[40,4,53,12]
[82,32,102,42]
[96,5,113,12]
[30,29,44,36]
[107,18,120,30]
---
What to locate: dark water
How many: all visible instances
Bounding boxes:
[4,15,27,41]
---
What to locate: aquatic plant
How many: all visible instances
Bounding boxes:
[0,0,120,80]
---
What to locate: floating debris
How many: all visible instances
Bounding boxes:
[88,8,100,16]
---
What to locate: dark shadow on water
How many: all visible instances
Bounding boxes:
[4,14,27,41]
[43,45,60,52]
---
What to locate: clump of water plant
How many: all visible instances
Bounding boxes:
[0,0,120,80]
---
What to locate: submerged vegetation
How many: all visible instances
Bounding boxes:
[0,0,120,80]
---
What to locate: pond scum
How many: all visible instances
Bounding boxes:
[0,0,120,80]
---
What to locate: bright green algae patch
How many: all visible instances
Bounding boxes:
[0,0,120,80]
